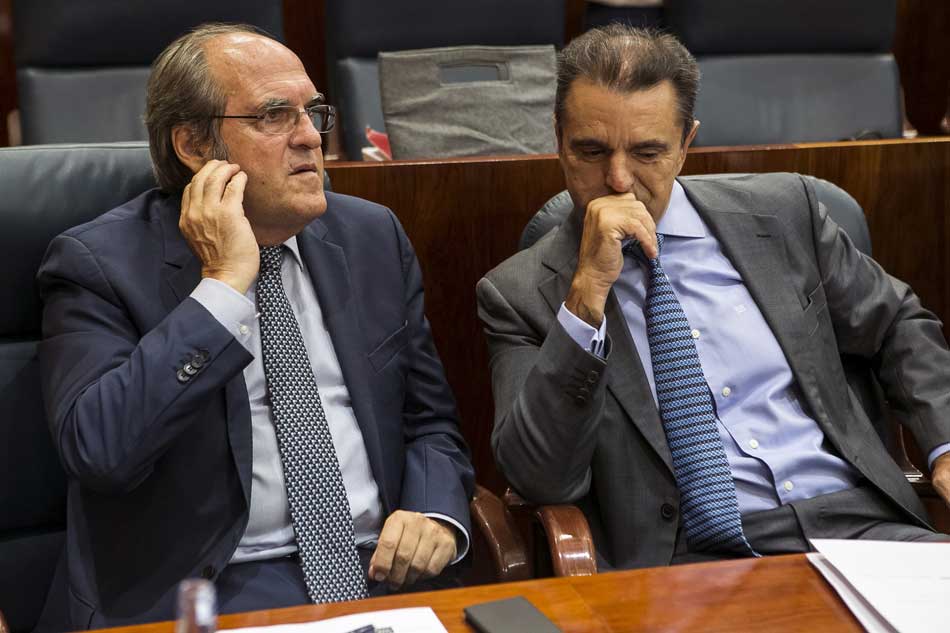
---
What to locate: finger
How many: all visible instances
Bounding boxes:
[616,217,656,257]
[403,531,438,587]
[202,162,241,205]
[423,539,456,580]
[639,231,659,260]
[222,170,248,208]
[188,159,219,207]
[179,183,193,223]
[368,515,405,583]
[388,519,423,589]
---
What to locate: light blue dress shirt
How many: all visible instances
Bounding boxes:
[191,236,468,564]
[559,181,950,515]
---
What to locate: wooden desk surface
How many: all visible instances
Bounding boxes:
[114,555,860,633]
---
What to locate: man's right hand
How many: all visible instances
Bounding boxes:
[565,193,658,328]
[179,160,259,295]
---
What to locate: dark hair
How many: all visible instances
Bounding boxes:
[145,23,268,193]
[555,25,700,143]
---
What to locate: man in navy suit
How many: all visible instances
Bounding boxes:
[36,23,473,631]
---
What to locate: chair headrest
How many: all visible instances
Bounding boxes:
[327,0,564,60]
[664,0,896,54]
[14,0,285,66]
[0,143,156,337]
[519,174,871,256]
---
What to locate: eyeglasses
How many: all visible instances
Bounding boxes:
[212,103,336,135]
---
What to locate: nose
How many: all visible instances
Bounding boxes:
[289,110,323,151]
[605,152,634,194]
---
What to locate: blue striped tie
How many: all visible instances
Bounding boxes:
[632,235,756,555]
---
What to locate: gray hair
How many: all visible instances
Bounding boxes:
[555,25,700,143]
[145,23,268,193]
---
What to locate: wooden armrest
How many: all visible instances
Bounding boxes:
[470,485,532,582]
[911,478,950,534]
[503,488,597,577]
[893,426,950,534]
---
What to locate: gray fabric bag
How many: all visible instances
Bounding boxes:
[379,45,557,159]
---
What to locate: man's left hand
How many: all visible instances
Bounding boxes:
[932,452,950,507]
[368,510,457,590]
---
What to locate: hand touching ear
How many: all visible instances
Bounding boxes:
[179,160,259,294]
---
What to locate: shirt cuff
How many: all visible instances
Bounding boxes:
[557,302,607,358]
[927,442,950,471]
[190,278,257,353]
[424,512,470,565]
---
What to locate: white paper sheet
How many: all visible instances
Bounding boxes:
[224,607,447,633]
[807,539,950,633]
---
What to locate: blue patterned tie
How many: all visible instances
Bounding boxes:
[632,235,756,555]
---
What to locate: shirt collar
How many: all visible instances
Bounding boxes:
[282,235,304,270]
[655,180,706,239]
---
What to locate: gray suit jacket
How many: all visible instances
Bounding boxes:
[477,173,950,570]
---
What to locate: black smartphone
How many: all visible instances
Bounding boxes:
[463,596,562,633]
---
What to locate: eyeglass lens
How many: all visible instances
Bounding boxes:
[259,106,334,134]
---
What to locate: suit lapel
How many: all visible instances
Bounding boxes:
[296,221,391,511]
[158,203,253,505]
[539,213,674,474]
[682,179,824,425]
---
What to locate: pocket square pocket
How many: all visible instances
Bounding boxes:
[368,320,409,372]
[802,283,828,335]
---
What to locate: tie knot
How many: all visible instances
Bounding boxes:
[259,245,284,272]
[624,233,665,265]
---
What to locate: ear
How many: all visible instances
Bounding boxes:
[683,119,700,152]
[171,124,208,175]
[675,119,700,173]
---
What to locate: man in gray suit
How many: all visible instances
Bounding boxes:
[477,25,950,570]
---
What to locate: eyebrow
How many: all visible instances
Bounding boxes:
[570,137,671,152]
[257,93,325,110]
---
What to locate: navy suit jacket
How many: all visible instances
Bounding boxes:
[35,189,474,631]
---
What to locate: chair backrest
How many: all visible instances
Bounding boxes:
[0,143,155,632]
[661,0,901,145]
[12,0,284,145]
[325,0,564,159]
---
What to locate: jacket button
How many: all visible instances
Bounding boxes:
[661,503,676,520]
[574,394,587,406]
[183,363,198,376]
[200,565,216,579]
[176,369,190,383]
[587,371,599,383]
